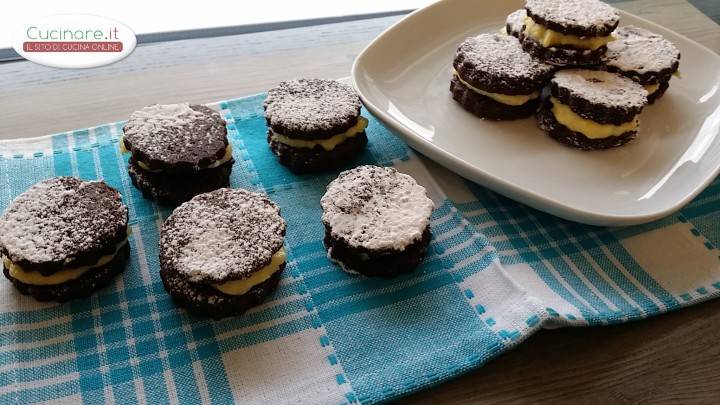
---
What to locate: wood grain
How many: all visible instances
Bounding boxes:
[1,1,719,403]
[0,17,401,139]
[399,298,720,404]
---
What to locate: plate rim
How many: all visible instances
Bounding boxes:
[351,0,720,226]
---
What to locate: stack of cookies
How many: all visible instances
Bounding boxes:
[454,0,681,150]
[264,78,369,173]
[122,103,234,205]
[0,177,129,302]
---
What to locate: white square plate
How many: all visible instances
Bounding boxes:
[352,0,720,226]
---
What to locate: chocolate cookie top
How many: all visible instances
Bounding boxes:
[453,33,555,95]
[123,104,228,172]
[506,9,527,37]
[160,188,286,283]
[603,26,680,84]
[0,177,128,272]
[264,78,362,140]
[321,165,434,251]
[551,69,647,125]
[525,0,619,37]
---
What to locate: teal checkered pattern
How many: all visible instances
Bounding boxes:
[0,93,718,404]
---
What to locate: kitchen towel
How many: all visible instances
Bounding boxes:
[1,93,719,404]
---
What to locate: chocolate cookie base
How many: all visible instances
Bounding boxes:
[324,225,431,278]
[646,80,671,104]
[604,61,679,87]
[537,101,637,150]
[4,242,130,302]
[450,76,540,120]
[519,33,607,66]
[160,264,284,319]
[267,131,368,173]
[128,158,233,206]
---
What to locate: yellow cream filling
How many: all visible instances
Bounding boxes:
[3,238,129,286]
[272,117,369,151]
[119,137,233,173]
[453,70,539,106]
[644,83,660,95]
[524,17,614,50]
[213,248,286,295]
[550,97,638,139]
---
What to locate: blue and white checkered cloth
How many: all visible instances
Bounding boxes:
[1,93,719,404]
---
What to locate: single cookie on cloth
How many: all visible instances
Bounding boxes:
[520,0,619,66]
[159,188,286,318]
[451,33,554,120]
[264,78,368,173]
[0,177,129,302]
[122,103,234,205]
[505,9,527,38]
[602,26,681,104]
[321,165,434,278]
[537,69,648,150]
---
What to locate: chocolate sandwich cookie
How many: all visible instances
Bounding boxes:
[0,177,129,302]
[264,78,368,173]
[451,33,554,120]
[537,69,648,150]
[506,9,527,38]
[602,26,680,104]
[321,165,434,278]
[519,0,619,66]
[159,188,286,318]
[122,103,234,205]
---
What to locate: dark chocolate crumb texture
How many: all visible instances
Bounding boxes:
[264,78,368,172]
[121,103,234,205]
[452,33,554,120]
[602,25,680,103]
[128,156,233,206]
[450,76,542,121]
[160,188,286,318]
[520,0,620,66]
[0,177,129,301]
[538,69,648,150]
[321,165,434,277]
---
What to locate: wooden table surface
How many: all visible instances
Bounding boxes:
[2,1,719,403]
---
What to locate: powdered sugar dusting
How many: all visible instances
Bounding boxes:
[127,104,203,132]
[456,34,554,79]
[553,69,647,109]
[264,78,361,134]
[603,26,680,74]
[321,166,434,251]
[506,9,527,36]
[0,177,127,264]
[160,188,286,283]
[123,104,227,166]
[526,0,619,30]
